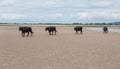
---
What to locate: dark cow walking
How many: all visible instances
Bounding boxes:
[19,27,33,37]
[45,26,57,35]
[103,27,108,33]
[74,26,83,34]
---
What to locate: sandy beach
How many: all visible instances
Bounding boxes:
[0,26,120,69]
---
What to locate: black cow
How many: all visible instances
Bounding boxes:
[74,26,83,34]
[103,27,108,33]
[19,27,33,37]
[45,26,57,35]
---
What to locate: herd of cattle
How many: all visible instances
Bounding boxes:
[19,26,108,37]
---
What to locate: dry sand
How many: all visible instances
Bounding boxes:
[0,26,120,69]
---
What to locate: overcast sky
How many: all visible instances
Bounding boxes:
[0,0,120,23]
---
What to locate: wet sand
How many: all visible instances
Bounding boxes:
[0,26,120,69]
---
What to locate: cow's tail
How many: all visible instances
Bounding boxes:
[31,31,34,34]
[55,30,58,32]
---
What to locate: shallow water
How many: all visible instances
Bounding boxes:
[87,27,120,33]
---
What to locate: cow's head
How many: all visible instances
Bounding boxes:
[19,27,22,31]
[45,27,48,31]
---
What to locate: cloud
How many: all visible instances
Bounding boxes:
[0,0,18,6]
[0,0,120,23]
[89,1,113,8]
[0,13,26,19]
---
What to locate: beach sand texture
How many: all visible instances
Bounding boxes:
[0,26,120,69]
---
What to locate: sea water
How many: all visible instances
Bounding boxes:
[87,27,120,33]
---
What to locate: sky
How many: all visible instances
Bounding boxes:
[0,0,120,23]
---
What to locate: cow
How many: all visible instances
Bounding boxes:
[19,26,33,37]
[103,27,108,33]
[74,26,83,34]
[45,26,57,35]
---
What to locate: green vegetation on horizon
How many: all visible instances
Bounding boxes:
[0,22,120,25]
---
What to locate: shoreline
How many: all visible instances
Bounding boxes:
[0,24,120,27]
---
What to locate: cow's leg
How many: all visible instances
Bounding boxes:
[55,31,56,35]
[103,29,104,32]
[52,31,53,35]
[21,33,23,36]
[49,31,51,35]
[104,30,108,33]
[27,32,29,37]
[31,32,33,36]
[76,31,78,34]
[21,31,25,37]
[80,30,83,34]
[22,33,25,37]
[29,31,33,36]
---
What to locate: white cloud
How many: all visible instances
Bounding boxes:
[91,1,113,7]
[0,0,120,23]
[0,0,18,6]
[77,12,92,19]
[0,13,26,19]
[55,13,63,17]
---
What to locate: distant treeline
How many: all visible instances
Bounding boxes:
[0,23,120,25]
[73,23,117,25]
[73,23,120,25]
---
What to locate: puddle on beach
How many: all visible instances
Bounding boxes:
[87,27,120,33]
